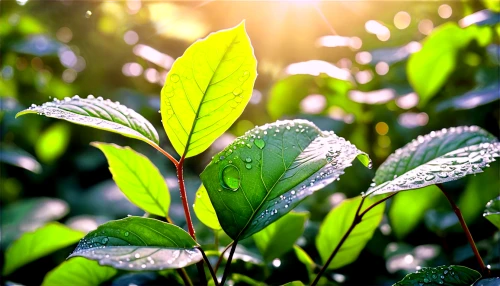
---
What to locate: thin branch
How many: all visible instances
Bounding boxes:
[147,142,179,166]
[215,241,234,273]
[199,247,220,286]
[176,268,193,286]
[176,157,196,239]
[220,240,238,286]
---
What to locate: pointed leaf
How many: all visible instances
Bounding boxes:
[161,22,257,158]
[316,196,385,270]
[193,184,221,230]
[200,119,370,240]
[3,223,84,275]
[368,126,500,196]
[68,217,202,270]
[253,212,308,262]
[92,142,170,217]
[484,196,500,229]
[42,257,117,286]
[394,265,481,286]
[16,95,159,146]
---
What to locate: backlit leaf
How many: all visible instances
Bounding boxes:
[35,122,71,163]
[42,257,116,286]
[68,217,202,270]
[367,126,500,196]
[394,265,481,286]
[484,196,500,229]
[92,142,170,217]
[200,119,370,240]
[193,184,221,230]
[161,22,257,158]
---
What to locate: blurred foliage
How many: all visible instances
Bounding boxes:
[1,0,499,285]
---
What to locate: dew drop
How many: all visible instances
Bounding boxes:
[124,231,129,237]
[245,164,252,170]
[425,174,435,181]
[170,74,180,82]
[254,139,265,149]
[101,237,109,244]
[245,157,252,163]
[220,164,241,191]
[141,264,147,269]
[233,87,243,96]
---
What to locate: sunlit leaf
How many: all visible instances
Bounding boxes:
[389,186,441,238]
[161,22,257,158]
[42,257,116,286]
[436,83,500,112]
[0,144,42,173]
[68,217,202,270]
[16,95,160,147]
[316,196,385,270]
[253,212,308,261]
[35,122,71,163]
[367,126,500,196]
[92,142,170,217]
[193,184,221,230]
[484,196,500,229]
[394,265,481,286]
[200,119,370,240]
[3,223,83,275]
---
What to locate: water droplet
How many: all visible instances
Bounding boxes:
[85,10,92,18]
[171,74,180,82]
[124,231,129,237]
[101,238,108,244]
[141,264,147,269]
[254,139,265,149]
[233,87,243,96]
[424,278,429,283]
[245,157,252,163]
[245,164,252,170]
[135,253,140,258]
[220,164,241,191]
[425,174,435,181]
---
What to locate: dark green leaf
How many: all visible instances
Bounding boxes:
[200,119,370,240]
[484,196,500,229]
[92,142,170,217]
[193,185,221,230]
[394,265,481,286]
[0,144,42,173]
[68,217,202,270]
[161,22,257,158]
[316,196,385,269]
[253,212,308,261]
[16,95,160,146]
[3,223,83,275]
[368,126,500,196]
[42,257,117,286]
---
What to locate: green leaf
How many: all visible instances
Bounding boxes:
[316,196,385,270]
[394,265,481,286]
[68,217,202,270]
[389,185,441,238]
[200,119,370,240]
[484,196,500,229]
[35,122,71,163]
[253,212,308,261]
[0,144,42,173]
[161,22,257,158]
[367,126,500,196]
[16,95,160,146]
[283,281,306,286]
[193,184,221,230]
[91,142,170,217]
[3,222,83,275]
[482,0,500,12]
[42,257,117,286]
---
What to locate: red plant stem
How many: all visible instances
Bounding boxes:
[148,142,179,166]
[176,157,196,240]
[437,184,488,275]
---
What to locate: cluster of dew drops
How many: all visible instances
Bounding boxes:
[408,266,462,285]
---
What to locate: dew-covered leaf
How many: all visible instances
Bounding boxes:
[394,265,481,286]
[68,217,202,270]
[484,196,500,229]
[316,196,385,270]
[0,144,42,173]
[367,126,500,196]
[193,184,221,230]
[42,257,116,286]
[16,95,160,146]
[161,22,257,158]
[92,142,170,217]
[200,119,370,240]
[3,223,83,275]
[253,212,308,261]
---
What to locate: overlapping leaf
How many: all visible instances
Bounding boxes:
[161,22,257,158]
[367,126,500,196]
[394,265,481,286]
[200,119,370,240]
[42,257,116,286]
[484,196,500,229]
[193,185,221,230]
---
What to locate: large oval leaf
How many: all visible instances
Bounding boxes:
[367,126,500,196]
[394,265,481,286]
[42,257,117,286]
[68,217,202,270]
[92,142,170,217]
[16,95,159,146]
[161,22,257,158]
[484,196,500,229]
[200,119,370,240]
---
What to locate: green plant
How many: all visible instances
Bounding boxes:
[9,21,500,286]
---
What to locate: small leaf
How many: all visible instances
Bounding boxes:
[484,196,500,229]
[161,22,257,158]
[35,122,71,163]
[92,142,170,217]
[200,119,370,240]
[0,144,42,173]
[253,212,308,261]
[193,184,221,230]
[16,95,160,146]
[42,257,117,286]
[367,126,500,196]
[68,217,202,270]
[316,196,385,270]
[394,265,481,286]
[3,223,83,275]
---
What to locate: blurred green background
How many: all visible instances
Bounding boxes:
[1,0,499,285]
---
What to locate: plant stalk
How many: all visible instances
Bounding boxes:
[176,268,193,286]
[437,184,488,274]
[199,247,220,286]
[215,241,234,273]
[148,142,179,166]
[220,240,238,286]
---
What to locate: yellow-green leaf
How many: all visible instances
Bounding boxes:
[42,257,117,286]
[193,184,221,230]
